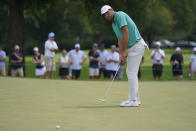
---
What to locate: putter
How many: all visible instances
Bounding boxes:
[98,65,121,102]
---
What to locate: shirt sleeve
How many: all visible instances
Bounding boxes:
[20,53,23,58]
[162,50,166,57]
[150,50,154,57]
[116,13,128,28]
[3,51,6,58]
[54,41,58,49]
[11,54,14,60]
[170,55,174,62]
[45,41,51,49]
[88,51,91,57]
[68,51,71,57]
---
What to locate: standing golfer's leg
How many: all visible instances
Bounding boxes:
[120,40,145,107]
[127,51,143,102]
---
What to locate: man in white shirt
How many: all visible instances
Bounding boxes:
[68,43,86,79]
[151,42,165,80]
[0,44,6,76]
[98,44,108,78]
[105,45,120,78]
[189,47,196,78]
[44,32,58,79]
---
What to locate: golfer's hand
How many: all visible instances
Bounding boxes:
[120,51,127,64]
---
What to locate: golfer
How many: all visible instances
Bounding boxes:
[101,5,148,107]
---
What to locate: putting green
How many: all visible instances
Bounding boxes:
[0,77,196,131]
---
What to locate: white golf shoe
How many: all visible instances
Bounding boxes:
[120,100,139,107]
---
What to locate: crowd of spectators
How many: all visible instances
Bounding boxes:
[1,32,196,80]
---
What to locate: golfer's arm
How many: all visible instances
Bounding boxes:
[117,38,123,54]
[121,26,129,51]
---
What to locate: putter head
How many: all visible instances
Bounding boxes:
[98,98,106,102]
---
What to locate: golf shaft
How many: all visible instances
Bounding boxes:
[103,65,120,99]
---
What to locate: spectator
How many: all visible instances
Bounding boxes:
[151,42,165,80]
[189,47,196,78]
[98,44,108,78]
[10,45,24,77]
[88,43,100,79]
[44,32,58,79]
[0,44,6,76]
[58,50,70,80]
[32,47,46,78]
[68,44,86,79]
[105,45,120,78]
[170,47,184,79]
[138,56,144,80]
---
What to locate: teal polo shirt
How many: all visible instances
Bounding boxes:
[112,11,141,47]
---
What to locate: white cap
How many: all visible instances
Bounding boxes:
[33,47,39,52]
[193,47,196,52]
[101,5,112,15]
[156,42,161,46]
[14,45,20,50]
[93,43,98,47]
[48,32,55,37]
[75,43,80,48]
[176,47,181,51]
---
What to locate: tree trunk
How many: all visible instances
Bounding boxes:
[8,0,25,76]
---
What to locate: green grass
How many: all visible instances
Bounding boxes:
[0,77,196,131]
[4,48,196,80]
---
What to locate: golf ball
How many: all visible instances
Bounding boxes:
[56,125,60,129]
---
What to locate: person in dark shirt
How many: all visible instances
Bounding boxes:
[170,47,184,79]
[10,45,24,77]
[88,43,100,79]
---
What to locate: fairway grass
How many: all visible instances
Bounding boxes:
[0,77,196,131]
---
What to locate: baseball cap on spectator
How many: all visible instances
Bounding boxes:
[48,32,55,37]
[75,43,80,48]
[156,42,161,46]
[193,47,196,52]
[101,5,112,15]
[14,45,20,50]
[33,47,39,52]
[176,47,181,51]
[93,43,98,47]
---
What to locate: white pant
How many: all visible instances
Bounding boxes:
[126,39,147,102]
[89,68,99,76]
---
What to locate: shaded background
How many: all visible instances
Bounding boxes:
[0,0,196,55]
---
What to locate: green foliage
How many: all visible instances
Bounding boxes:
[1,0,196,54]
